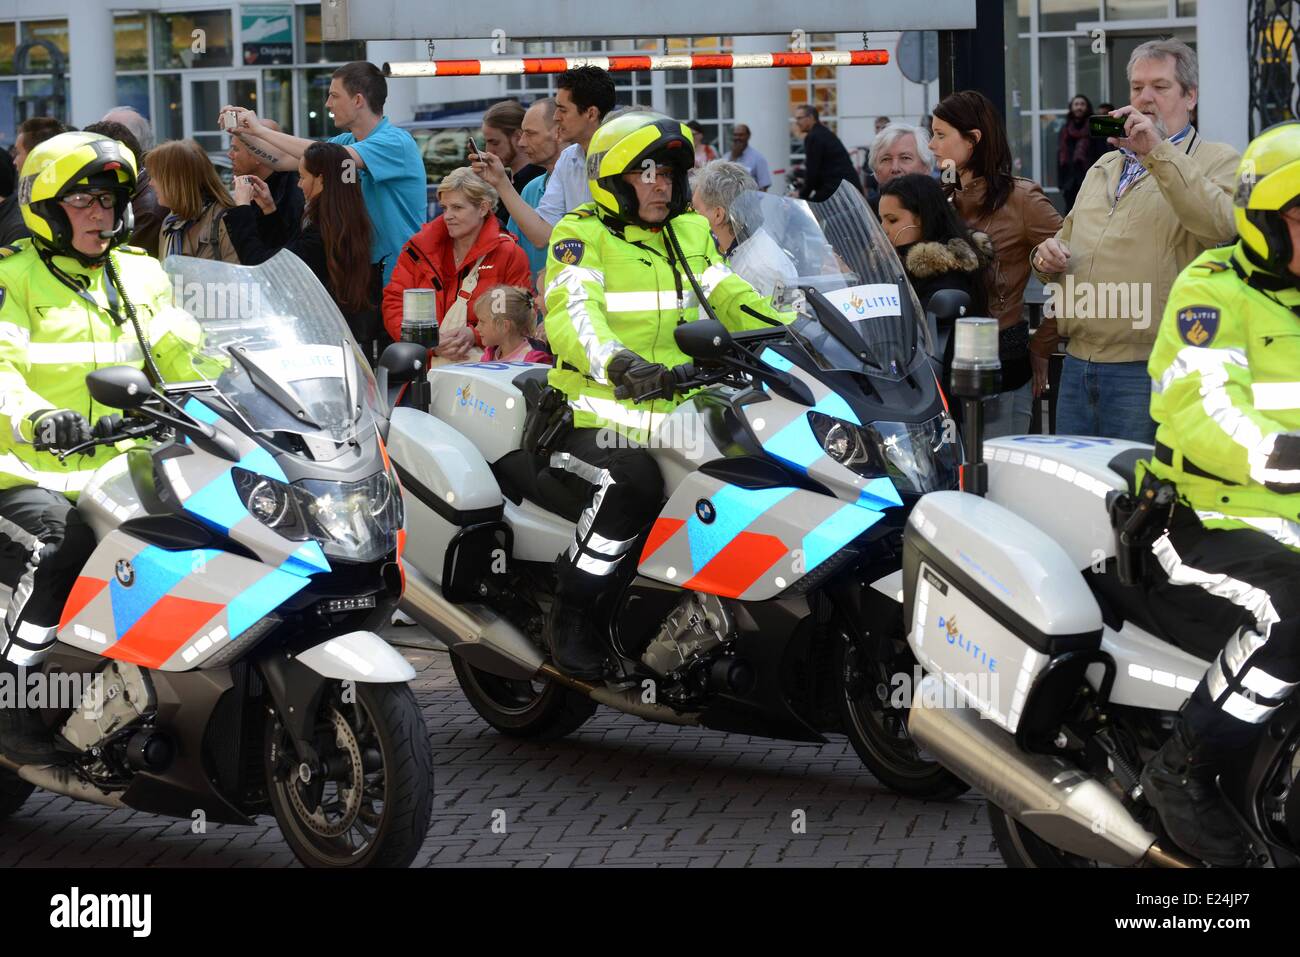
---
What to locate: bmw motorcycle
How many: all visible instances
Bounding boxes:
[391,183,968,797]
[0,253,433,868]
[901,430,1300,867]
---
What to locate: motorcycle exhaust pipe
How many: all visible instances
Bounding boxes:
[399,560,543,680]
[906,674,1192,868]
[0,755,126,811]
[537,664,701,726]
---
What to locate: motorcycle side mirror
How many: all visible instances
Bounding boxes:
[87,365,155,410]
[379,341,429,384]
[927,289,971,324]
[674,320,733,360]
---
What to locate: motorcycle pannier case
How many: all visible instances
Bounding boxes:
[902,491,1104,733]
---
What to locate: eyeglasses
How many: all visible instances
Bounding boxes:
[61,192,116,210]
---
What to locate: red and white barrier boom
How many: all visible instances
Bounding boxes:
[384,49,889,78]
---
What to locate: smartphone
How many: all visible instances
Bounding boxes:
[1088,114,1127,139]
[466,129,485,161]
[221,110,239,132]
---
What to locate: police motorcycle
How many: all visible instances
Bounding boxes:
[391,181,969,797]
[0,252,434,868]
[899,319,1300,867]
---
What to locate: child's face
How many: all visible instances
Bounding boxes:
[475,308,509,348]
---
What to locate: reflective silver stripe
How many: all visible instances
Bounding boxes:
[546,264,623,384]
[1220,626,1268,680]
[1194,510,1300,548]
[1221,691,1276,723]
[549,451,608,487]
[1207,658,1229,700]
[1252,381,1300,411]
[0,453,97,492]
[1157,346,1290,485]
[1240,666,1299,700]
[587,531,637,557]
[1,640,48,666]
[569,393,668,436]
[697,262,734,299]
[0,514,41,553]
[0,321,30,350]
[603,290,699,312]
[1151,532,1281,632]
[568,542,622,576]
[14,620,55,646]
[26,340,143,364]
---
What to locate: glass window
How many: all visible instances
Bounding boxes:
[114,75,150,123]
[0,23,15,75]
[1017,0,1032,34]
[1007,109,1033,178]
[299,68,337,139]
[18,19,69,72]
[155,74,183,143]
[1104,0,1170,19]
[1040,0,1099,32]
[1040,37,1071,110]
[299,3,365,64]
[1074,36,1104,104]
[0,79,17,148]
[1040,113,1065,189]
[1176,0,1196,14]
[263,69,294,134]
[115,13,149,71]
[154,10,232,69]
[1009,35,1031,112]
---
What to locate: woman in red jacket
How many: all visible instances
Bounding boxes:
[383,166,531,362]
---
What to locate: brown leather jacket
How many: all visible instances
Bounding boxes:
[948,175,1062,329]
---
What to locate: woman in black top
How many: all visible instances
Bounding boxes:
[879,172,992,399]
[225,141,385,357]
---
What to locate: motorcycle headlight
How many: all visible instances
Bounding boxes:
[232,469,309,539]
[807,412,961,495]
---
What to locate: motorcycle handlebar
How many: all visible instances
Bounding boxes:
[56,420,162,462]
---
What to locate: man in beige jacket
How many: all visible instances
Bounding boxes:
[1030,39,1239,443]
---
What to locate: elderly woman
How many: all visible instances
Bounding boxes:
[692,159,798,298]
[382,166,531,363]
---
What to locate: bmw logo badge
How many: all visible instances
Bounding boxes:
[695,499,716,523]
[114,559,135,587]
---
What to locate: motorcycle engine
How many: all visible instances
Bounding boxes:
[58,661,155,753]
[640,591,734,678]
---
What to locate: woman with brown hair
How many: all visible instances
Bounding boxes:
[223,141,383,353]
[150,139,239,262]
[930,90,1062,437]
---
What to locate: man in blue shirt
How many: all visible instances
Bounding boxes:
[220,61,425,283]
[504,98,561,282]
[727,124,772,191]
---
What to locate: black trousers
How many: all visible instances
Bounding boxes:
[0,486,95,667]
[546,428,664,601]
[1148,503,1300,749]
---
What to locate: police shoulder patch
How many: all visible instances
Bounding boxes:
[1192,259,1230,274]
[0,243,22,260]
[1177,305,1220,347]
[552,238,585,266]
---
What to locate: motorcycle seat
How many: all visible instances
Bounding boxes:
[513,367,552,413]
[1106,446,1152,494]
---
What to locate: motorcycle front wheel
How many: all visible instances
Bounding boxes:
[835,631,969,800]
[451,653,596,740]
[265,681,433,868]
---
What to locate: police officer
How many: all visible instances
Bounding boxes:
[542,111,787,680]
[0,131,204,762]
[1141,121,1300,865]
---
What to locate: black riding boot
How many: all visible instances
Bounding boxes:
[0,659,58,765]
[1140,720,1250,867]
[545,596,608,681]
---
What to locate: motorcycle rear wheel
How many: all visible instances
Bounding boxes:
[265,681,433,868]
[451,653,596,740]
[0,768,33,820]
[987,802,1099,867]
[835,633,969,800]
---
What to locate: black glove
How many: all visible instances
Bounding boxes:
[29,409,92,452]
[92,414,124,440]
[608,349,674,402]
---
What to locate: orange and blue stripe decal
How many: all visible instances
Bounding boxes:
[682,530,788,598]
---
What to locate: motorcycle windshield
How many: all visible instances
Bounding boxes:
[163,251,382,445]
[728,181,931,379]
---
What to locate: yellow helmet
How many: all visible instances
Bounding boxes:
[1235,121,1300,272]
[586,110,695,226]
[19,130,137,263]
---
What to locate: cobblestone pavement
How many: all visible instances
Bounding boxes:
[0,628,1000,868]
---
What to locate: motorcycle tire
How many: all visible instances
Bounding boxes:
[0,768,33,821]
[266,681,433,868]
[835,633,969,800]
[451,653,596,741]
[987,802,1099,868]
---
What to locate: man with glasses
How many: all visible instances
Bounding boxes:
[0,132,204,763]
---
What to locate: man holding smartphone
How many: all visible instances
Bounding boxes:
[1029,39,1239,443]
